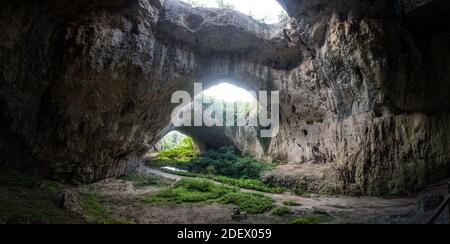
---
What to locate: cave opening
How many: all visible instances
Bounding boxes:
[161,81,259,154]
[181,0,287,24]
[146,81,266,175]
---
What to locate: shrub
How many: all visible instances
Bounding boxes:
[219,192,273,214]
[157,137,198,163]
[142,179,236,204]
[0,170,74,224]
[80,194,131,224]
[188,147,273,179]
[142,179,274,214]
[159,169,285,193]
[283,200,302,206]
[271,206,290,216]
[289,215,334,224]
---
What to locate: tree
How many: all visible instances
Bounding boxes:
[216,0,235,10]
[186,0,206,8]
[278,11,289,23]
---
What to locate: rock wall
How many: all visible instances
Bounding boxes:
[267,0,450,195]
[0,0,449,195]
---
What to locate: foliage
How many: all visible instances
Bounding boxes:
[0,170,74,224]
[160,131,189,150]
[142,179,273,214]
[247,11,268,25]
[216,0,235,10]
[142,179,236,204]
[213,176,284,193]
[202,94,258,126]
[79,194,131,224]
[278,11,289,23]
[219,192,273,214]
[188,147,273,179]
[283,200,302,206]
[271,206,291,216]
[160,169,284,193]
[289,215,334,224]
[186,0,206,8]
[157,136,198,163]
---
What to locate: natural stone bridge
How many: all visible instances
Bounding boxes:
[0,0,449,195]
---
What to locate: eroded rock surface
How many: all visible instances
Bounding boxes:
[0,0,449,195]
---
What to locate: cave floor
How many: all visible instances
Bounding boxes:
[0,167,447,224]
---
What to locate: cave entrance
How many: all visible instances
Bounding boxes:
[147,81,260,166]
[147,131,199,170]
[172,81,258,151]
[181,0,287,24]
[202,81,257,103]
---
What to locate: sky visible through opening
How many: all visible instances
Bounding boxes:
[203,82,255,103]
[181,0,285,24]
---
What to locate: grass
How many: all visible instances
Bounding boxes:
[141,179,274,214]
[289,215,334,224]
[283,200,302,206]
[121,174,171,188]
[219,192,274,214]
[79,194,132,224]
[141,179,237,204]
[271,206,291,216]
[160,169,285,193]
[0,170,75,224]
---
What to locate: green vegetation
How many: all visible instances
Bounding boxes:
[155,146,281,193]
[160,169,284,193]
[289,215,334,224]
[188,147,273,179]
[220,192,273,214]
[247,11,268,25]
[271,206,291,216]
[213,176,284,193]
[142,179,273,214]
[0,170,74,224]
[160,131,189,150]
[79,194,131,224]
[121,174,171,188]
[157,136,198,163]
[283,200,302,206]
[278,11,289,23]
[142,179,236,204]
[216,0,235,10]
[202,94,258,126]
[186,0,206,8]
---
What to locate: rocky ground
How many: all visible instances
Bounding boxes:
[2,166,447,224]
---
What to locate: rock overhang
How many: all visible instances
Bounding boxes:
[156,0,303,70]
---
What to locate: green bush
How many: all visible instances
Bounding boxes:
[159,169,284,193]
[271,206,290,216]
[142,179,274,214]
[219,192,273,214]
[142,179,236,204]
[157,137,198,163]
[290,215,334,224]
[80,194,131,224]
[283,200,302,206]
[188,147,273,179]
[0,170,74,224]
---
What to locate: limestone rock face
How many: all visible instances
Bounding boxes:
[0,0,449,195]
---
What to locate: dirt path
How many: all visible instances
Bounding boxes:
[142,166,423,223]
